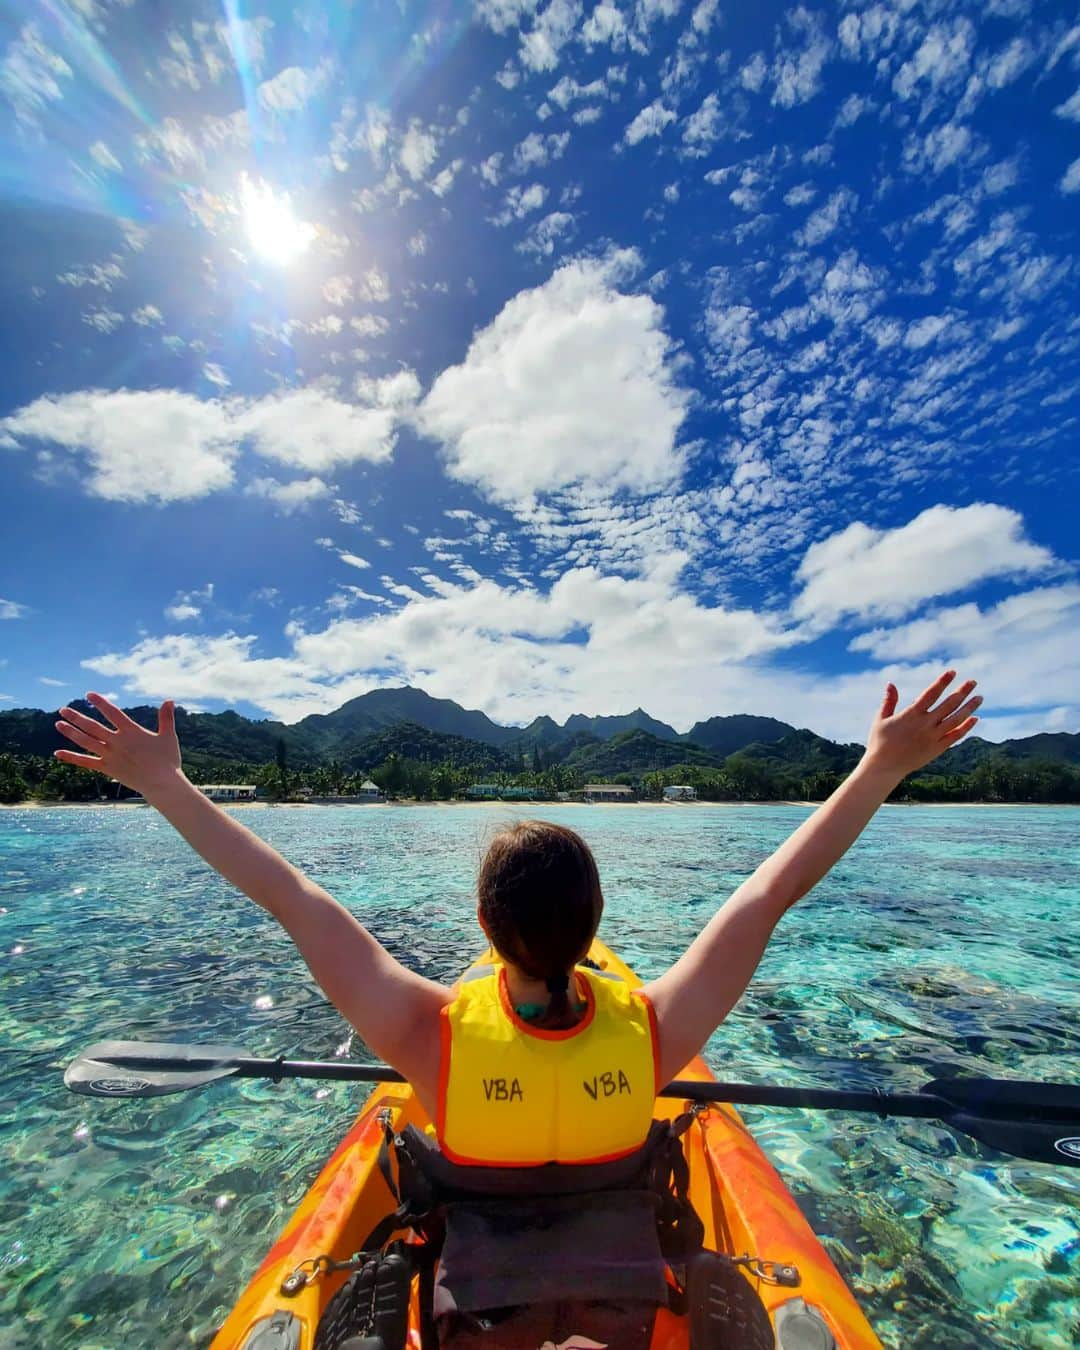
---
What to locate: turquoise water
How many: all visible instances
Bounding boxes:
[1,803,1078,1348]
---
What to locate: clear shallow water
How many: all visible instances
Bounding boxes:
[1,802,1078,1348]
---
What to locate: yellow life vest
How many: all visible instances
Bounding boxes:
[437,964,659,1166]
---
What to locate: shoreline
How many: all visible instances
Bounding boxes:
[2,799,1077,810]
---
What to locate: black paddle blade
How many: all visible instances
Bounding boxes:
[928,1077,1080,1123]
[65,1040,249,1098]
[947,1113,1080,1168]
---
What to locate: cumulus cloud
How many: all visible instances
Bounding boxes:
[246,475,331,512]
[623,99,676,145]
[256,62,329,113]
[0,383,413,502]
[793,503,1057,627]
[236,389,399,472]
[85,557,796,727]
[519,0,582,72]
[165,583,214,623]
[416,250,691,503]
[794,187,857,247]
[0,389,240,502]
[1061,156,1080,194]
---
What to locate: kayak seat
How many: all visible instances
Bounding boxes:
[313,1112,787,1350]
[330,1114,710,1348]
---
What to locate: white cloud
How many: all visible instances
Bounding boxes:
[430,158,464,197]
[1061,156,1080,194]
[739,52,767,91]
[903,314,952,348]
[1,384,410,502]
[903,121,979,176]
[623,98,676,145]
[795,187,856,247]
[57,261,125,290]
[135,118,204,173]
[323,275,353,306]
[417,250,690,503]
[850,584,1080,663]
[517,210,576,256]
[581,3,626,48]
[1053,87,1080,121]
[256,63,329,113]
[0,598,29,620]
[794,504,1057,627]
[399,121,439,180]
[89,140,121,172]
[479,152,503,185]
[771,14,832,108]
[893,20,974,101]
[548,74,607,108]
[165,583,214,623]
[0,23,72,126]
[237,389,398,472]
[491,182,548,224]
[0,390,240,502]
[131,305,164,327]
[512,130,570,172]
[837,6,899,60]
[680,91,720,155]
[356,267,391,302]
[783,182,815,207]
[246,476,331,512]
[520,0,582,72]
[82,308,124,334]
[985,37,1034,89]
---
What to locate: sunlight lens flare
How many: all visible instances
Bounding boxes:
[239,175,316,265]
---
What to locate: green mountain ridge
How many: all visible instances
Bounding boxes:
[2,691,1077,798]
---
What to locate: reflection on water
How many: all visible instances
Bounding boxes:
[1,804,1077,1347]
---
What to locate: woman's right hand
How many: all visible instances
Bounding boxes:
[863,670,982,781]
[55,693,183,798]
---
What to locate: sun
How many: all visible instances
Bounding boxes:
[238,175,317,266]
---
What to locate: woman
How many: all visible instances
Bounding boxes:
[54,671,981,1152]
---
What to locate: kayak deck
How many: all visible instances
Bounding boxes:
[211,941,881,1348]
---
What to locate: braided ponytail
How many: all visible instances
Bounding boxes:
[478,821,604,1031]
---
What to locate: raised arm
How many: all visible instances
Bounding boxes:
[55,694,448,1103]
[643,671,982,1083]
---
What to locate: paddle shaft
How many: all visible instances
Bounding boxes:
[98,1053,1071,1123]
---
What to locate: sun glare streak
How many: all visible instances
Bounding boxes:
[238,175,316,266]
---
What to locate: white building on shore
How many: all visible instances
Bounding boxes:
[583,784,635,802]
[663,785,698,801]
[199,785,257,802]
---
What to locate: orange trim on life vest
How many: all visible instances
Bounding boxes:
[497,966,597,1041]
[436,1002,452,1145]
[634,989,661,1097]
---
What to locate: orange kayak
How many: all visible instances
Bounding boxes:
[211,941,881,1348]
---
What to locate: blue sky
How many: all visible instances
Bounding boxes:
[0,0,1077,743]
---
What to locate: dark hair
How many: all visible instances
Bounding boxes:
[478,820,604,1030]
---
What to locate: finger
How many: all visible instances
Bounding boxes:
[54,749,105,770]
[58,705,113,741]
[939,716,978,744]
[877,683,899,721]
[913,670,955,713]
[933,680,977,723]
[57,721,110,754]
[939,694,982,731]
[158,700,176,738]
[85,691,139,733]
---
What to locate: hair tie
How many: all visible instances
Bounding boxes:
[545,972,570,995]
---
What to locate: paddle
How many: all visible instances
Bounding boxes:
[65,1040,1080,1168]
